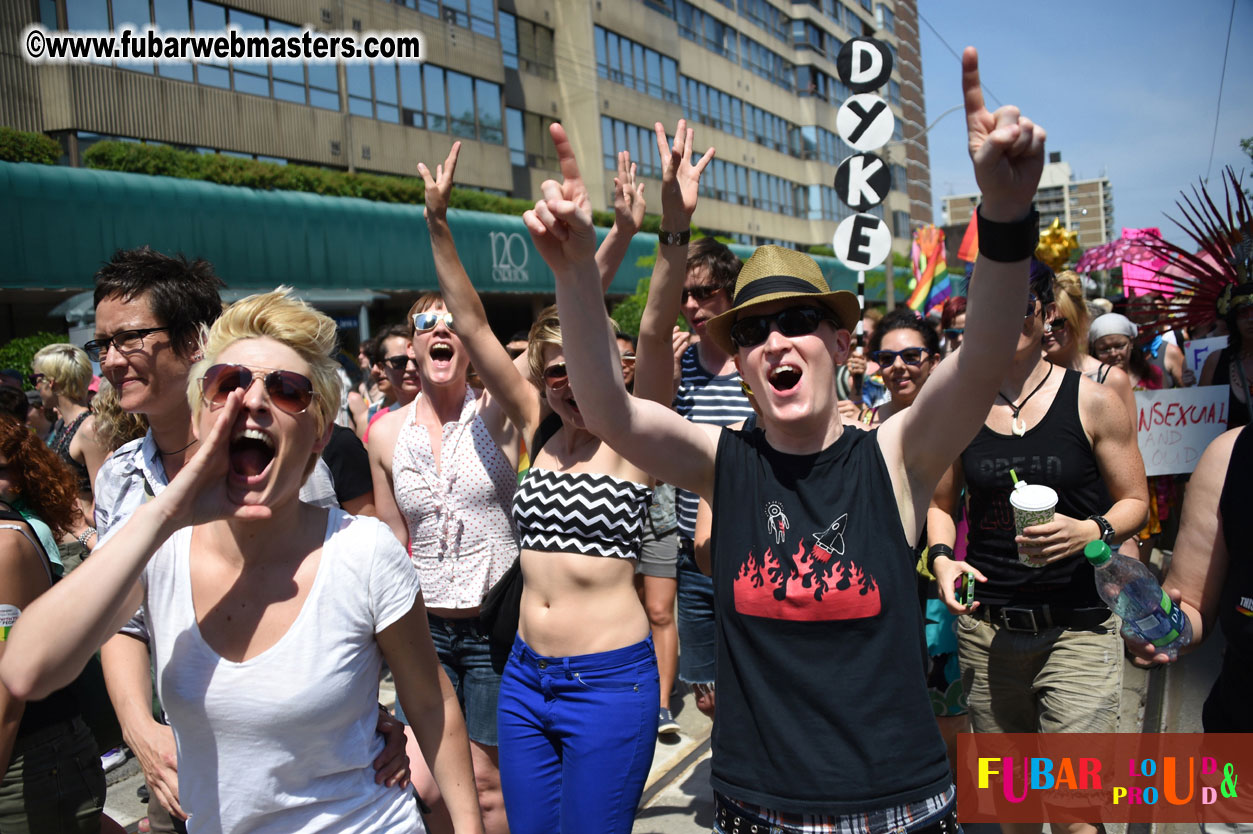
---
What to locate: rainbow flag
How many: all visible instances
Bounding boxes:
[907,225,949,313]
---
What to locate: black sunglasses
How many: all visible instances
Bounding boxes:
[542,362,569,389]
[83,327,170,362]
[28,372,46,386]
[729,307,834,349]
[870,347,932,367]
[1046,317,1068,333]
[383,354,416,371]
[682,285,723,304]
[200,364,316,414]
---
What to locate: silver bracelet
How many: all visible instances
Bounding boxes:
[77,526,97,549]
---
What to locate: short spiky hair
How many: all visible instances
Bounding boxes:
[187,288,341,438]
[93,247,225,358]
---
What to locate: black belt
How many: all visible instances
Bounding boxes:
[972,603,1109,633]
[714,794,958,834]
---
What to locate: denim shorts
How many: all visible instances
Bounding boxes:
[394,613,502,747]
[0,716,105,834]
[677,538,716,685]
[957,611,1122,734]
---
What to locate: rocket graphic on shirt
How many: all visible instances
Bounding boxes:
[733,508,880,622]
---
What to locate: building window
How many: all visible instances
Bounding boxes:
[390,0,496,38]
[506,108,525,166]
[594,26,679,103]
[893,211,911,238]
[739,0,788,42]
[520,110,561,169]
[501,11,556,80]
[675,1,739,63]
[601,117,663,179]
[875,3,894,34]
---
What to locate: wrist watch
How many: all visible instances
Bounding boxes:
[658,229,691,246]
[1088,514,1115,546]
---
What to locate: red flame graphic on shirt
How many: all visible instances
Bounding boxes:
[733,540,881,621]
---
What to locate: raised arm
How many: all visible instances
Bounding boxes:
[594,150,647,292]
[418,144,541,438]
[523,123,719,499]
[633,120,714,408]
[878,47,1046,537]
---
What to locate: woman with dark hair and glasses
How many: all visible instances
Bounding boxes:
[861,308,942,428]
[1043,271,1137,427]
[413,139,679,834]
[939,296,966,355]
[2,290,485,834]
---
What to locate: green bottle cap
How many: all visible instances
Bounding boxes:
[1084,540,1112,566]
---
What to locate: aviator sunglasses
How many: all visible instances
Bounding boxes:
[681,284,723,304]
[413,311,455,332]
[200,364,316,414]
[729,307,834,349]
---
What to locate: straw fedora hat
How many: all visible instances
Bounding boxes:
[705,246,861,355]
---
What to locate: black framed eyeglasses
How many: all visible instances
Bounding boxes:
[681,285,723,304]
[200,363,316,414]
[83,327,170,362]
[870,347,932,367]
[413,312,455,332]
[729,307,834,349]
[383,354,416,371]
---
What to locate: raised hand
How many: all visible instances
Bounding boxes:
[613,150,646,234]
[155,390,273,528]
[962,47,1045,222]
[417,142,461,221]
[654,119,714,222]
[523,123,597,273]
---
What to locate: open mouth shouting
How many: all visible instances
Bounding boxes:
[230,427,275,485]
[767,363,802,393]
[430,340,455,370]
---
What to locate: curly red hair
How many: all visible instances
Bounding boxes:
[0,417,79,539]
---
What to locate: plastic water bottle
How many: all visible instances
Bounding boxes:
[1084,541,1192,660]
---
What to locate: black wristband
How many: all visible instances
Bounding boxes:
[926,543,955,573]
[658,228,691,247]
[1087,514,1115,545]
[976,206,1040,263]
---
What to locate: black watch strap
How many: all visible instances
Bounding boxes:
[926,543,955,573]
[976,206,1040,263]
[1088,514,1115,545]
[658,229,691,247]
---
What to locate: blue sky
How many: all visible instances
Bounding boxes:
[917,0,1252,246]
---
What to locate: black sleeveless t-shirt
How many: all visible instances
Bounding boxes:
[1206,423,1253,730]
[710,425,950,815]
[960,369,1112,608]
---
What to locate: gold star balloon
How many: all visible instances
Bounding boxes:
[1036,218,1080,272]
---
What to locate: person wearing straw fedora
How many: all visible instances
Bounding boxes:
[524,47,1048,833]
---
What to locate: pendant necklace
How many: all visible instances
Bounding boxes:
[998,362,1053,437]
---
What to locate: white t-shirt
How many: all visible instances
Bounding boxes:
[138,510,422,833]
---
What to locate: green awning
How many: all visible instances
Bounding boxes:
[1,161,897,301]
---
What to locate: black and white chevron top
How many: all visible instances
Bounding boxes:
[512,468,652,561]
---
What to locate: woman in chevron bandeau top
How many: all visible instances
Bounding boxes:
[417,140,681,834]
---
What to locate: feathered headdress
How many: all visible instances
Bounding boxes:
[1137,167,1252,337]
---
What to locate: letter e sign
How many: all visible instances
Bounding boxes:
[834,213,891,271]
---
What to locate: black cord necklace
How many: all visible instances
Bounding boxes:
[998,362,1053,437]
[156,437,198,457]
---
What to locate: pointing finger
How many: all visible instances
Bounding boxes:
[548,122,583,186]
[961,46,987,126]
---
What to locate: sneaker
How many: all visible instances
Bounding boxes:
[100,746,127,772]
[657,707,680,736]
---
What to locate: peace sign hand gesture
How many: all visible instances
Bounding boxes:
[962,47,1046,222]
[654,119,714,222]
[523,123,597,274]
[417,141,460,222]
